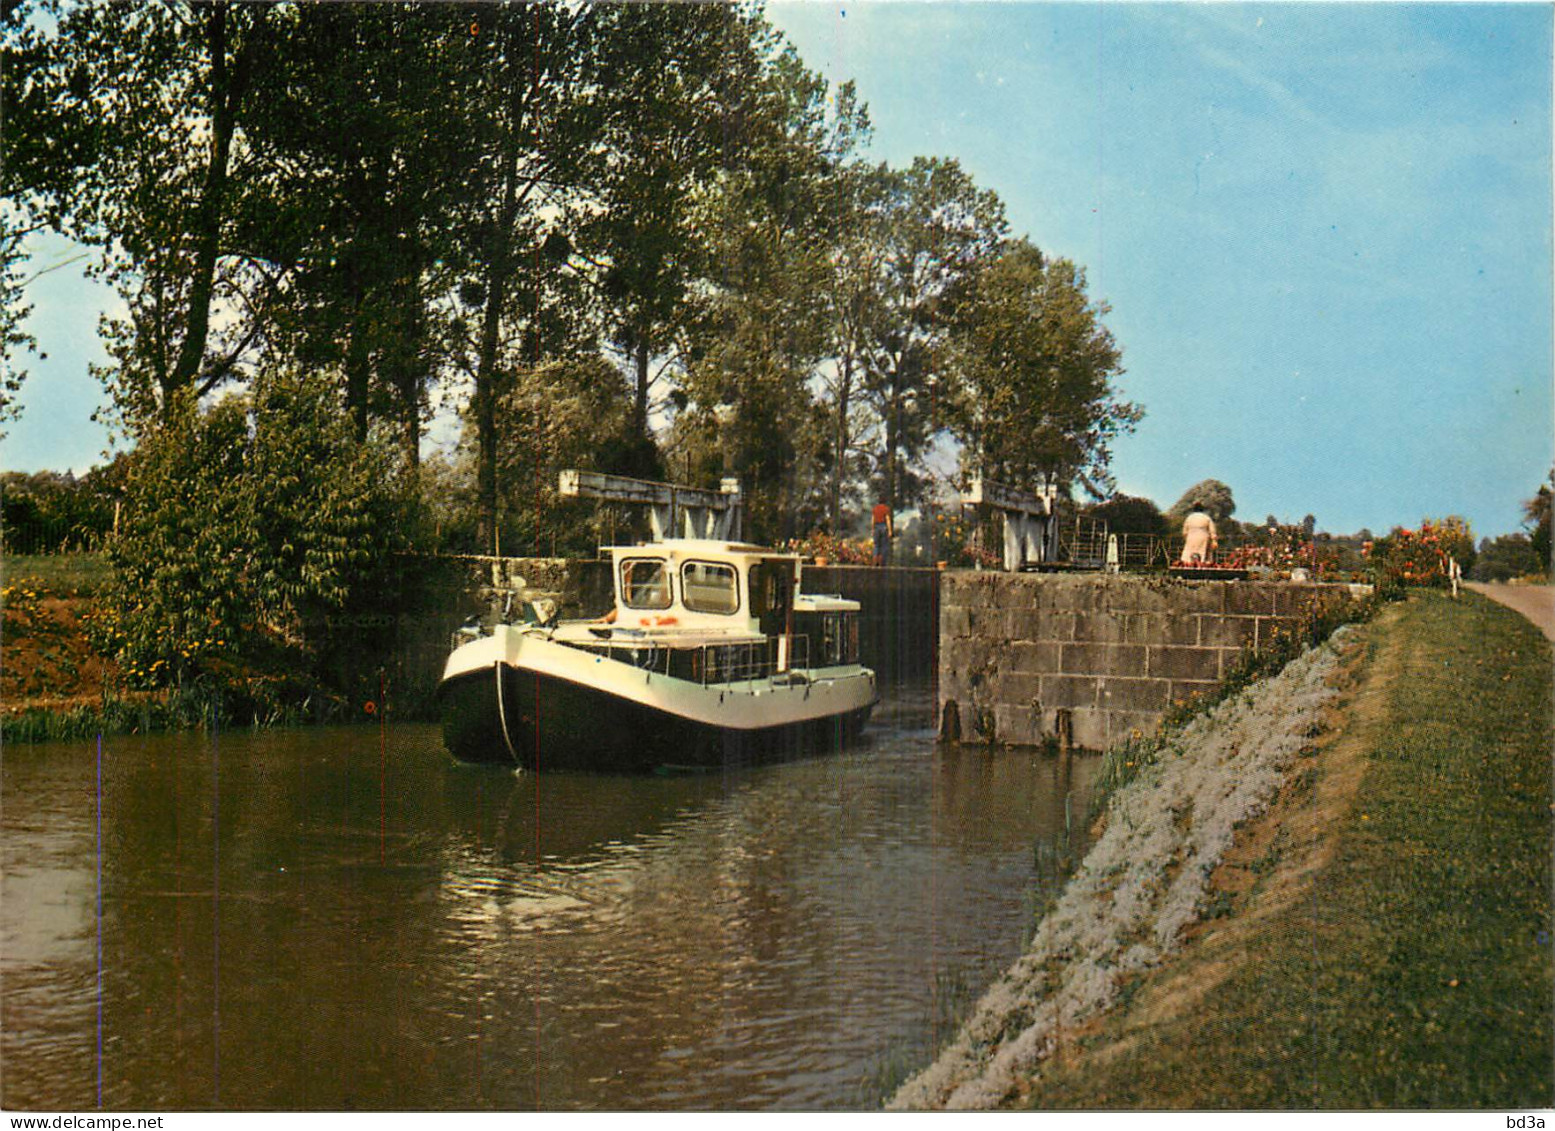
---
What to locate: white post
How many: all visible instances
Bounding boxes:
[1002,515,1023,572]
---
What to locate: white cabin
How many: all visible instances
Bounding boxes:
[588,539,861,671]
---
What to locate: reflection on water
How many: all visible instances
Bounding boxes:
[1,687,1096,1111]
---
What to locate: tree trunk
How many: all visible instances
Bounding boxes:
[830,351,852,531]
[344,293,371,445]
[632,332,651,440]
[164,3,237,419]
[474,102,523,556]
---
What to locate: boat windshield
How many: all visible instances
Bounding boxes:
[620,558,672,610]
[681,561,739,614]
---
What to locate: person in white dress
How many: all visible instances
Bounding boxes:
[1180,510,1218,564]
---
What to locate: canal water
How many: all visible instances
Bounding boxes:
[2,688,1097,1111]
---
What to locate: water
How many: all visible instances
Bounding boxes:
[1,689,1096,1111]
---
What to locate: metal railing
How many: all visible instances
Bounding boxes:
[577,632,812,687]
[1060,516,1109,568]
[1114,533,1168,569]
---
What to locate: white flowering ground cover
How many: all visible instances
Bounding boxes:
[890,628,1356,1110]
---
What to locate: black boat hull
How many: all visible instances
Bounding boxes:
[438,664,874,772]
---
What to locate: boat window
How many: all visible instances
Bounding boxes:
[749,561,792,619]
[822,613,841,664]
[620,558,671,610]
[681,561,739,615]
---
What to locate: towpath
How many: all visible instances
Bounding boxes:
[1465,581,1555,641]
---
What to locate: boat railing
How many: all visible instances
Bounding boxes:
[581,633,812,686]
[697,634,809,686]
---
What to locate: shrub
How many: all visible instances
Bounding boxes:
[785,531,873,565]
[100,369,421,713]
[1365,517,1474,593]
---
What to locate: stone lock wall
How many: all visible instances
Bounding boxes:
[938,572,1363,751]
[800,565,938,685]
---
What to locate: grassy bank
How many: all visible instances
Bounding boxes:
[1020,591,1553,1109]
[1,552,111,593]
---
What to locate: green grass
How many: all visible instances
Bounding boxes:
[1023,591,1554,1109]
[1,552,111,594]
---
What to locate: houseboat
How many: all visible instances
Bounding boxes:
[437,539,877,771]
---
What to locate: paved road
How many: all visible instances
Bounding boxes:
[1465,582,1555,642]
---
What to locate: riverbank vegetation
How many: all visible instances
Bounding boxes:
[983,591,1552,1109]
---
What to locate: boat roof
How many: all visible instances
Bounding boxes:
[603,539,799,561]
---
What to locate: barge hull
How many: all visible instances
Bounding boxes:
[439,665,873,772]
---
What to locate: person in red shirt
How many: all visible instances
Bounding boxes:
[871,501,893,566]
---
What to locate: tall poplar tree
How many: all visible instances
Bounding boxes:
[860,157,1007,510]
[14,1,278,431]
[950,239,1137,496]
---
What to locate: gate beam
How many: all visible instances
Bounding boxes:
[557,470,743,542]
[964,477,1059,571]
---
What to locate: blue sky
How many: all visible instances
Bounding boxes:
[8,2,1553,539]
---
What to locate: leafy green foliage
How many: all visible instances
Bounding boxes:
[0,213,37,434]
[1366,517,1474,594]
[12,1,1156,559]
[99,371,416,709]
[1525,471,1552,568]
[675,29,865,542]
[861,158,1008,508]
[1085,494,1168,538]
[1167,479,1236,524]
[1470,533,1542,582]
[948,239,1135,497]
[1034,595,1554,1110]
[17,2,279,429]
[1,464,121,553]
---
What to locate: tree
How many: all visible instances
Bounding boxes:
[1086,494,1167,538]
[818,153,891,530]
[1168,479,1236,524]
[677,31,864,541]
[243,3,479,462]
[949,239,1136,497]
[1430,514,1476,575]
[102,369,417,707]
[447,2,746,551]
[1525,470,1552,568]
[490,354,644,557]
[17,1,279,431]
[862,157,1007,509]
[0,0,56,433]
[1469,533,1541,582]
[565,3,747,462]
[0,465,119,553]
